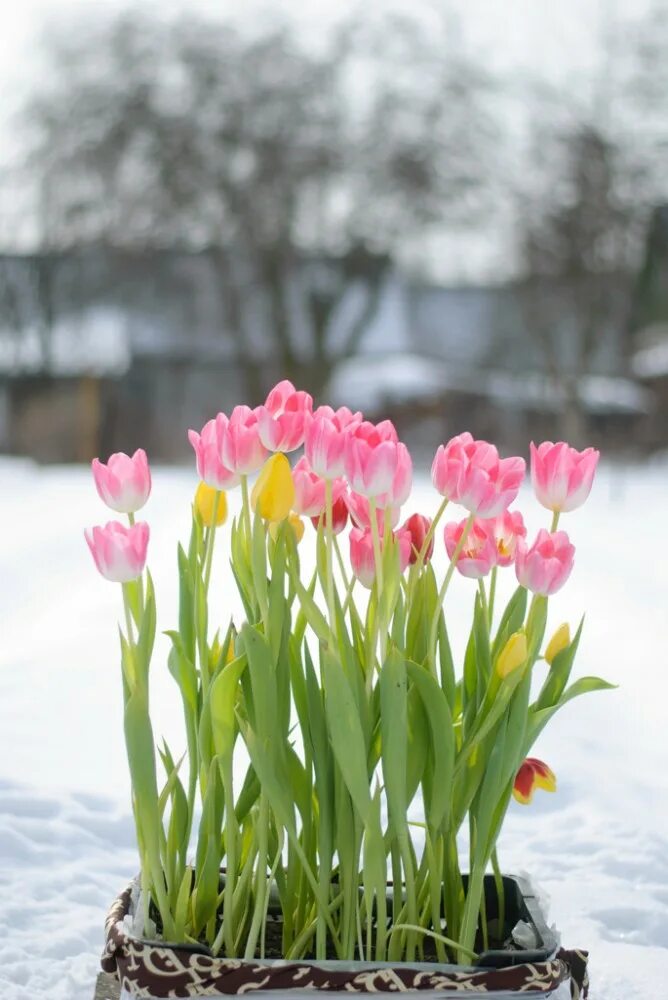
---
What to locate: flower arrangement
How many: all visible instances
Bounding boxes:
[86,382,612,967]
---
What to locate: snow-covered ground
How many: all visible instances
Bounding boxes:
[0,456,667,999]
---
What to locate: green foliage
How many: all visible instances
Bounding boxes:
[114,483,613,965]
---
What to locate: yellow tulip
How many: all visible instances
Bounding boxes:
[194,482,228,527]
[251,453,295,523]
[270,512,305,545]
[544,623,571,665]
[496,630,527,679]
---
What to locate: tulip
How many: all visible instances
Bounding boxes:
[257,380,313,452]
[346,491,400,533]
[194,482,228,527]
[251,453,295,522]
[444,517,497,579]
[513,757,557,805]
[264,379,310,416]
[311,495,349,535]
[91,449,151,514]
[544,623,571,665]
[349,526,411,589]
[489,509,527,567]
[516,529,575,596]
[220,406,269,476]
[377,442,413,507]
[496,630,528,679]
[312,405,364,430]
[292,457,346,518]
[304,409,352,479]
[530,441,600,513]
[432,433,525,517]
[188,418,240,490]
[401,513,433,565]
[84,520,149,583]
[270,511,305,545]
[344,421,411,500]
[349,527,376,588]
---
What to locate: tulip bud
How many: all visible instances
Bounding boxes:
[544,623,571,665]
[311,495,349,535]
[251,453,295,522]
[270,512,305,545]
[194,482,228,527]
[496,631,527,679]
[401,513,433,565]
[513,757,557,804]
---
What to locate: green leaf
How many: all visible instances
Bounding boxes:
[380,650,409,835]
[177,544,196,664]
[406,660,455,831]
[491,586,527,661]
[288,563,332,645]
[137,571,157,678]
[250,511,269,618]
[166,636,199,714]
[437,616,456,709]
[210,654,247,763]
[322,649,371,826]
[534,619,584,710]
[525,595,548,662]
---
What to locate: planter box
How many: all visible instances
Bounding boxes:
[101,874,589,998]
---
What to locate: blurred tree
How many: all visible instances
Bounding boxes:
[18,9,493,395]
[515,121,639,444]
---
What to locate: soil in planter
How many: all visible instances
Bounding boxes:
[147,881,529,965]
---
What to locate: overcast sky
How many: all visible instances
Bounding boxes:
[0,0,658,279]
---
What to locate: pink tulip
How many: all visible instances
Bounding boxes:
[188,418,240,490]
[349,526,411,589]
[346,491,401,533]
[220,406,268,476]
[292,456,346,517]
[444,517,497,579]
[344,421,411,500]
[313,405,364,430]
[304,406,361,479]
[432,433,525,518]
[84,521,150,583]
[431,432,474,498]
[530,441,600,513]
[91,449,151,514]
[401,513,433,565]
[515,529,575,596]
[257,380,313,452]
[311,495,349,535]
[489,509,527,567]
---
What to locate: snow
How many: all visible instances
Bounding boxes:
[1,456,668,998]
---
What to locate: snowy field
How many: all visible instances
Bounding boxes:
[0,456,667,999]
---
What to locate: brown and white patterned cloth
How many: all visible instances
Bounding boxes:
[101,884,589,999]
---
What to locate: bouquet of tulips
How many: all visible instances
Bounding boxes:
[85,381,613,966]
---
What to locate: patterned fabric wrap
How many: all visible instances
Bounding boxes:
[101,883,589,999]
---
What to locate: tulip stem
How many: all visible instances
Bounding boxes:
[550,511,560,532]
[203,491,221,592]
[488,566,497,627]
[333,534,350,592]
[368,496,386,662]
[478,578,489,631]
[324,479,336,633]
[429,513,475,667]
[416,496,448,572]
[240,475,252,547]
